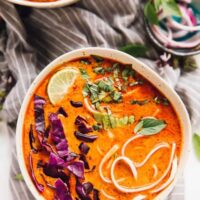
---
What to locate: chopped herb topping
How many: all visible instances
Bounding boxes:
[111,91,122,102]
[93,66,105,75]
[112,63,120,70]
[91,55,104,62]
[98,79,114,92]
[131,99,149,105]
[153,96,169,106]
[129,80,144,86]
[83,77,122,105]
[80,58,91,65]
[79,68,89,80]
[105,67,112,72]
[92,124,103,131]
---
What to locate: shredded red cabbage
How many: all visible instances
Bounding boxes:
[74,131,97,143]
[49,152,65,168]
[75,116,93,134]
[43,165,69,184]
[75,179,92,200]
[79,154,90,170]
[55,178,72,200]
[83,182,93,195]
[34,95,46,134]
[70,100,83,108]
[93,189,100,200]
[29,125,38,153]
[49,113,69,158]
[79,142,90,155]
[67,161,84,179]
[57,107,68,117]
[29,151,44,193]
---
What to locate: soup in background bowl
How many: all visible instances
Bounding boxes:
[7,0,78,8]
[16,48,191,200]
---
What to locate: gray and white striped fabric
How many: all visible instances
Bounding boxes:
[0,0,200,199]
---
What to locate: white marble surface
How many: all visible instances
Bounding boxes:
[0,55,200,200]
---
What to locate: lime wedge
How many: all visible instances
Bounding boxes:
[47,68,79,105]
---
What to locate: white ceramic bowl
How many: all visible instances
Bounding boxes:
[7,0,78,8]
[16,47,191,200]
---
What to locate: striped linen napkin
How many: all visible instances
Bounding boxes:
[0,0,200,199]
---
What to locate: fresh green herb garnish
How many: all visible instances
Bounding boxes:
[93,124,103,131]
[83,78,122,105]
[111,91,122,102]
[193,133,200,160]
[153,96,169,106]
[119,44,149,57]
[105,67,112,72]
[91,55,104,62]
[129,80,144,87]
[93,112,135,129]
[122,68,130,81]
[113,68,119,79]
[98,79,114,92]
[93,66,105,75]
[134,118,167,135]
[80,58,91,65]
[14,173,24,181]
[112,63,120,70]
[131,99,149,106]
[79,68,89,80]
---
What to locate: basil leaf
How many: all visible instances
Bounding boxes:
[119,44,149,57]
[131,100,149,106]
[144,1,159,25]
[134,118,167,135]
[79,68,89,80]
[162,0,181,17]
[14,173,24,181]
[193,133,200,160]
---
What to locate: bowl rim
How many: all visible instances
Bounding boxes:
[6,0,79,8]
[16,47,191,200]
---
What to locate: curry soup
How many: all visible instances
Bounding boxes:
[23,55,182,200]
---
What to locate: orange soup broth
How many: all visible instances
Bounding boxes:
[23,57,182,199]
